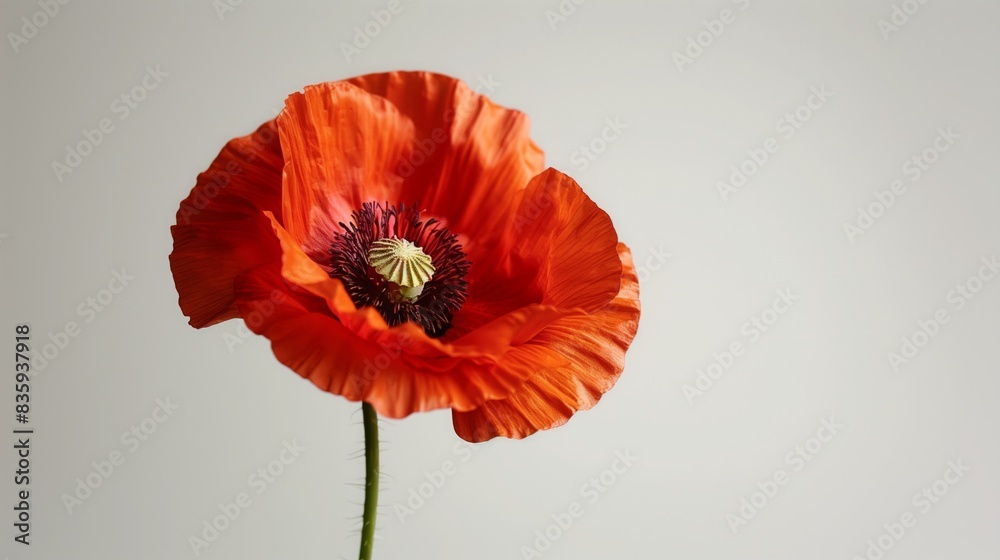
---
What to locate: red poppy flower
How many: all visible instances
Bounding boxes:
[169,71,640,441]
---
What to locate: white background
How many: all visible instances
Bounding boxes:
[2,1,999,559]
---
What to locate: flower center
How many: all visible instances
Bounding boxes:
[329,202,470,337]
[367,237,435,303]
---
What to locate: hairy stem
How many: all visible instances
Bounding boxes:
[359,402,379,560]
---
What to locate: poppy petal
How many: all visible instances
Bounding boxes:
[451,168,623,337]
[232,263,572,418]
[169,121,284,327]
[346,71,545,248]
[451,243,641,441]
[277,81,416,264]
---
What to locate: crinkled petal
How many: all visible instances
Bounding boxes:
[233,264,572,418]
[346,71,545,248]
[277,81,415,264]
[169,121,284,327]
[451,168,623,337]
[452,243,641,441]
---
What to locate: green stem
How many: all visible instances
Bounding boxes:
[359,402,379,560]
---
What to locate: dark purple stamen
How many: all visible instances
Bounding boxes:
[329,202,470,337]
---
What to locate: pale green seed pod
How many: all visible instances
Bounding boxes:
[368,237,435,302]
